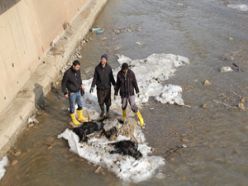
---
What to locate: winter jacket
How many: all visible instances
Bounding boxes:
[91,63,116,90]
[114,69,139,97]
[62,66,82,94]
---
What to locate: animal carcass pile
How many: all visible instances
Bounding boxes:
[58,116,165,183]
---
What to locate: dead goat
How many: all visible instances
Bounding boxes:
[73,121,104,142]
[109,140,142,160]
[102,126,118,140]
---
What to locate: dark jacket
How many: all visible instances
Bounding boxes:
[91,63,116,90]
[62,66,82,94]
[114,69,139,97]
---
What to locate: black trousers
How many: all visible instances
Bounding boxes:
[97,88,111,111]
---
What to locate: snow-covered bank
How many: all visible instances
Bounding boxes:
[0,156,8,181]
[227,4,248,12]
[59,53,189,182]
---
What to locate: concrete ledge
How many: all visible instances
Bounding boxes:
[0,0,108,156]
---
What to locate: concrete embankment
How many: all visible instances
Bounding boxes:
[0,0,108,156]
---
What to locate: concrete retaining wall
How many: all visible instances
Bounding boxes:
[0,0,89,114]
[0,0,108,155]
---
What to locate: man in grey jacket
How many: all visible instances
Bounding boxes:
[90,54,116,118]
[114,63,145,127]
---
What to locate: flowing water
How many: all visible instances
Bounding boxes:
[1,0,248,185]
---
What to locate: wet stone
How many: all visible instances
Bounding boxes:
[203,80,211,86]
[201,103,208,109]
[11,160,18,166]
[113,29,121,34]
[14,150,22,157]
[94,166,102,174]
[181,138,189,143]
[28,123,35,128]
[238,102,246,111]
[47,145,53,150]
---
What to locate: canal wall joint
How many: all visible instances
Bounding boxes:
[0,0,108,156]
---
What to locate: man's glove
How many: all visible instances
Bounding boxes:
[137,93,140,98]
[90,87,94,93]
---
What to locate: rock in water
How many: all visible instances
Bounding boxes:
[220,66,233,73]
[11,160,18,166]
[203,80,211,86]
[95,166,102,174]
[238,97,246,111]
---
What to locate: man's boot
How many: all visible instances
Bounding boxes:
[76,109,87,123]
[70,113,81,126]
[136,111,145,128]
[122,109,127,122]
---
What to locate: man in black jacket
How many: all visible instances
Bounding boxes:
[90,54,116,118]
[114,63,145,127]
[62,60,87,126]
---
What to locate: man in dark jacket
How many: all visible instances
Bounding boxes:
[62,60,87,126]
[114,63,145,127]
[90,54,116,118]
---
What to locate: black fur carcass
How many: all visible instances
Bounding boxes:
[72,121,143,160]
[72,121,104,142]
[109,140,142,160]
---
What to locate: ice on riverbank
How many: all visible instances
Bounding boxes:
[58,118,165,183]
[0,156,8,180]
[227,4,248,12]
[117,54,189,105]
[83,53,189,108]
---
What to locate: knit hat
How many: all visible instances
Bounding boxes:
[101,54,108,61]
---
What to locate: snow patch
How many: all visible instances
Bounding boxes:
[155,84,184,105]
[58,119,165,183]
[0,156,8,180]
[220,66,233,73]
[227,4,248,12]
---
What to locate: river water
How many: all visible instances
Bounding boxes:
[1,0,248,185]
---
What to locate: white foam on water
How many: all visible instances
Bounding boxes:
[59,53,189,183]
[0,156,8,181]
[227,4,248,12]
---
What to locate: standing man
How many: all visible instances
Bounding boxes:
[114,63,145,127]
[90,54,116,118]
[62,60,87,126]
